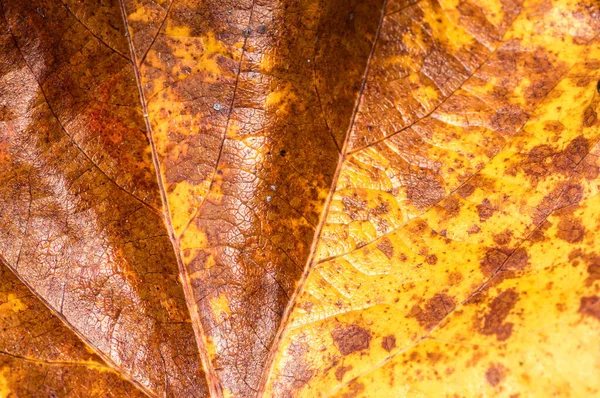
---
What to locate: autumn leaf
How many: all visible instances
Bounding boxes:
[0,258,148,397]
[0,0,599,397]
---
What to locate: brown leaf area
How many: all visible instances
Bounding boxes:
[0,259,146,397]
[0,0,206,395]
[0,0,599,397]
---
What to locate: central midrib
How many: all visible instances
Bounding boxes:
[255,0,390,395]
[117,2,223,397]
[117,0,391,395]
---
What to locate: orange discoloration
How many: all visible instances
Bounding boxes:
[579,296,600,321]
[410,294,457,331]
[381,335,396,352]
[486,362,507,386]
[1,0,600,396]
[480,289,519,341]
[335,365,353,381]
[332,325,372,356]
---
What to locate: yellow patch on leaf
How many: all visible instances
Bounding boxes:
[264,0,600,397]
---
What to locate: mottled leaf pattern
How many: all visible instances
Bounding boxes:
[0,0,598,397]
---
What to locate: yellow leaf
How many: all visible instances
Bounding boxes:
[264,0,600,396]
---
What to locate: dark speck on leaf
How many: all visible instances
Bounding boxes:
[280,150,287,157]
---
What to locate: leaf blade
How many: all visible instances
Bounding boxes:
[0,1,207,395]
[264,0,600,396]
[0,257,149,397]
[121,0,387,395]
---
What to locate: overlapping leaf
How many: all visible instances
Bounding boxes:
[0,259,146,397]
[0,1,206,395]
[264,0,600,396]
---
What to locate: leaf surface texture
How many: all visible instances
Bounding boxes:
[0,0,599,396]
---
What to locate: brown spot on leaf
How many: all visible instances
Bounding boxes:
[480,249,508,277]
[490,106,530,136]
[543,120,564,133]
[409,294,456,330]
[565,136,590,163]
[300,300,314,314]
[381,335,396,352]
[456,1,498,43]
[440,196,461,216]
[583,106,597,128]
[409,351,420,362]
[579,296,600,321]
[581,159,600,181]
[533,191,560,225]
[275,340,314,397]
[426,351,444,365]
[480,288,519,341]
[493,229,513,247]
[485,363,507,386]
[558,184,584,209]
[331,325,371,356]
[373,201,390,215]
[530,220,551,242]
[340,380,365,398]
[376,238,394,259]
[569,250,600,286]
[448,271,463,285]
[457,182,476,198]
[467,351,487,367]
[468,224,481,234]
[533,181,583,225]
[556,210,585,243]
[520,143,581,188]
[477,198,497,222]
[522,145,555,178]
[504,247,529,271]
[426,254,438,265]
[407,169,446,210]
[342,195,368,221]
[335,365,352,381]
[586,258,600,286]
